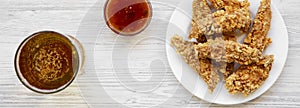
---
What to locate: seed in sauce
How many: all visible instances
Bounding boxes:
[104,0,152,36]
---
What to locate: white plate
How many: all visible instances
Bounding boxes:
[166,0,289,105]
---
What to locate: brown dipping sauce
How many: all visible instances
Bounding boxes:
[104,0,152,36]
[16,31,78,92]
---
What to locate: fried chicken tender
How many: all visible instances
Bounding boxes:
[244,0,272,52]
[170,35,220,92]
[194,38,262,65]
[189,0,216,40]
[189,0,222,90]
[225,55,274,96]
[212,0,252,33]
[190,0,251,40]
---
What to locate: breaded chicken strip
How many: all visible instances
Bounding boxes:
[244,0,272,52]
[211,0,252,33]
[190,0,251,40]
[225,55,274,96]
[189,0,216,40]
[194,38,262,65]
[170,35,220,92]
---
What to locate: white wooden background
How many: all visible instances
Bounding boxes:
[0,0,299,107]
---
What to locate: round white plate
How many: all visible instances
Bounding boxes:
[166,0,288,105]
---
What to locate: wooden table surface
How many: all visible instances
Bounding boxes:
[0,0,299,107]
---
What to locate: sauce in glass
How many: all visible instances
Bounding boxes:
[16,31,79,93]
[104,0,152,36]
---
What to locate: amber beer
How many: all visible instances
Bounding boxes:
[15,31,81,94]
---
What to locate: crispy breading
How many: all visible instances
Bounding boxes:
[212,33,236,78]
[194,38,262,65]
[190,0,251,40]
[189,23,208,43]
[189,0,216,40]
[210,60,233,79]
[199,58,220,92]
[225,55,274,96]
[213,7,251,33]
[212,0,252,33]
[208,0,249,9]
[222,33,237,79]
[170,35,220,92]
[244,0,272,52]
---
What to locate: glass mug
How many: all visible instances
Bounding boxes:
[14,31,85,94]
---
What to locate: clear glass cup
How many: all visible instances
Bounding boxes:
[104,0,152,36]
[14,31,85,94]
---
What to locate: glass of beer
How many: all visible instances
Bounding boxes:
[14,31,85,94]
